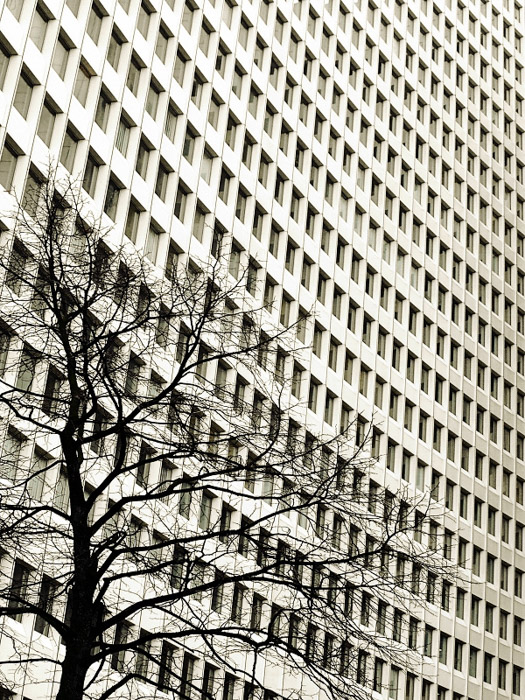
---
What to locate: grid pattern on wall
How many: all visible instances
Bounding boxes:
[0,0,525,698]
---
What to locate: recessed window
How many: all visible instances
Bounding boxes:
[137,3,151,38]
[145,82,161,119]
[191,75,204,106]
[182,127,197,163]
[73,63,92,106]
[155,161,171,201]
[29,6,48,51]
[83,153,99,198]
[126,55,142,95]
[164,104,178,141]
[199,23,213,55]
[174,184,188,221]
[208,94,221,129]
[145,224,162,264]
[200,148,214,184]
[124,200,142,243]
[6,0,23,20]
[13,72,34,118]
[107,32,123,70]
[135,140,150,179]
[181,1,195,32]
[116,116,131,155]
[155,26,170,62]
[87,3,104,44]
[60,128,79,172]
[0,142,18,191]
[95,90,112,131]
[104,178,121,220]
[37,101,57,146]
[0,44,11,90]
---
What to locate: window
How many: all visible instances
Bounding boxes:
[102,177,120,222]
[30,6,48,50]
[499,660,508,690]
[155,25,169,62]
[174,184,188,221]
[155,161,170,201]
[145,82,161,119]
[191,74,205,106]
[225,115,237,149]
[87,3,104,44]
[20,170,43,218]
[180,1,195,32]
[199,22,214,56]
[7,560,31,622]
[52,465,69,512]
[6,0,24,19]
[115,116,131,155]
[0,327,11,380]
[136,140,151,178]
[34,574,56,635]
[137,3,151,37]
[95,91,112,131]
[13,72,33,118]
[73,63,91,106]
[0,44,11,91]
[59,128,79,172]
[0,143,18,191]
[107,31,123,70]
[173,50,188,85]
[126,55,142,96]
[124,201,141,243]
[111,621,131,671]
[16,345,37,391]
[223,674,237,700]
[219,169,231,202]
[145,225,162,265]
[163,104,179,143]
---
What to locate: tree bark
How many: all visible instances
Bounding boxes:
[56,644,90,700]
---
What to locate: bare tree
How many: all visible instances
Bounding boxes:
[0,172,452,700]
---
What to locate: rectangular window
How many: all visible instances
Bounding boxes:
[155,161,170,201]
[37,101,56,146]
[30,7,48,50]
[60,129,78,172]
[145,226,161,265]
[16,346,37,391]
[107,32,122,70]
[124,201,141,243]
[6,0,24,19]
[145,82,160,119]
[73,63,91,106]
[135,140,150,179]
[87,4,104,44]
[155,26,169,62]
[95,91,112,131]
[126,56,142,95]
[0,143,17,191]
[115,117,131,155]
[7,560,31,622]
[13,72,33,118]
[104,178,120,221]
[34,574,56,635]
[137,3,151,37]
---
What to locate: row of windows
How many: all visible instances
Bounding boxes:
[6,183,525,482]
[4,0,524,242]
[3,0,525,324]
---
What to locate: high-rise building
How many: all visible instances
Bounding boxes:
[0,0,525,698]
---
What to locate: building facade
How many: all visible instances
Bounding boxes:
[0,0,524,699]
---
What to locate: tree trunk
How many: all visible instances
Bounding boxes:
[56,645,89,700]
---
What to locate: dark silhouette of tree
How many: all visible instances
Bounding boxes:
[0,172,452,700]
